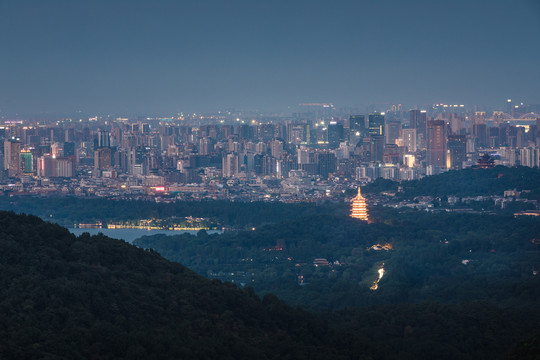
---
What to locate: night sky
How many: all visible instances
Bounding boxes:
[1,0,539,115]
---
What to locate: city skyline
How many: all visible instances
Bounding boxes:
[1,0,539,115]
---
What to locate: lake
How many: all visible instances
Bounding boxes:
[68,228,222,243]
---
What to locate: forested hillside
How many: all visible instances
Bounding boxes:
[0,211,343,359]
[0,197,341,228]
[135,208,540,310]
[1,211,539,359]
[364,166,540,199]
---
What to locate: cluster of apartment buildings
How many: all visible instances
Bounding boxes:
[0,101,539,200]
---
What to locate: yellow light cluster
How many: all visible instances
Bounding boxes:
[350,187,369,222]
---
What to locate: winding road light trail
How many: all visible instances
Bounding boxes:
[370,266,385,290]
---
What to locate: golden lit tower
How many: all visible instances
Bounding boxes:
[350,187,369,221]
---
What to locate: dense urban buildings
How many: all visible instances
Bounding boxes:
[0,101,539,201]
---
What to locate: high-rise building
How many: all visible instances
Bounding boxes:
[4,139,21,177]
[37,155,74,178]
[270,140,284,159]
[316,152,337,178]
[473,124,487,148]
[520,147,540,167]
[385,121,401,145]
[506,99,513,115]
[401,128,417,152]
[409,110,427,150]
[327,121,344,148]
[349,115,366,133]
[222,153,239,178]
[349,115,366,145]
[350,187,369,221]
[19,150,33,175]
[446,135,466,169]
[63,142,75,157]
[297,147,310,165]
[255,142,266,155]
[64,128,75,143]
[287,123,310,144]
[258,124,276,142]
[94,147,112,171]
[368,112,385,137]
[241,151,256,174]
[55,157,75,178]
[371,135,385,162]
[50,128,63,143]
[98,130,110,148]
[446,113,463,135]
[427,120,447,167]
[199,138,210,155]
[383,144,400,164]
[38,155,55,177]
[51,142,62,157]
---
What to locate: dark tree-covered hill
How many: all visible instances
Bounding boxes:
[0,211,346,359]
[1,211,538,359]
[0,197,342,228]
[363,166,540,199]
[134,208,540,311]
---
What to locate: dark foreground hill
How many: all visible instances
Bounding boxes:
[1,211,539,360]
[0,211,344,359]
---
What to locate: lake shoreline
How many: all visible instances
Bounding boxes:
[68,227,223,243]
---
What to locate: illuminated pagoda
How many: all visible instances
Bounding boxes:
[350,187,369,221]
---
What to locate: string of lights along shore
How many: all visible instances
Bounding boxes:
[350,187,369,222]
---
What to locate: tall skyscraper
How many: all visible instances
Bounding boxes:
[385,121,401,145]
[258,124,276,142]
[4,139,21,177]
[506,99,513,115]
[427,120,446,167]
[63,142,75,157]
[409,110,427,150]
[349,115,366,133]
[222,153,239,178]
[349,115,366,145]
[19,150,33,175]
[98,130,110,148]
[55,157,75,178]
[38,155,55,178]
[446,135,466,169]
[371,135,385,162]
[368,112,385,137]
[199,138,210,155]
[401,128,417,152]
[297,147,310,165]
[520,147,540,167]
[316,152,337,178]
[327,121,344,148]
[270,139,284,159]
[94,147,112,171]
[473,124,488,148]
[64,128,75,142]
[287,123,310,144]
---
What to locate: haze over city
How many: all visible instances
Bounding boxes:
[1,0,539,116]
[0,1,540,359]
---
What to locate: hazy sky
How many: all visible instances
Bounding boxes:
[1,0,539,115]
